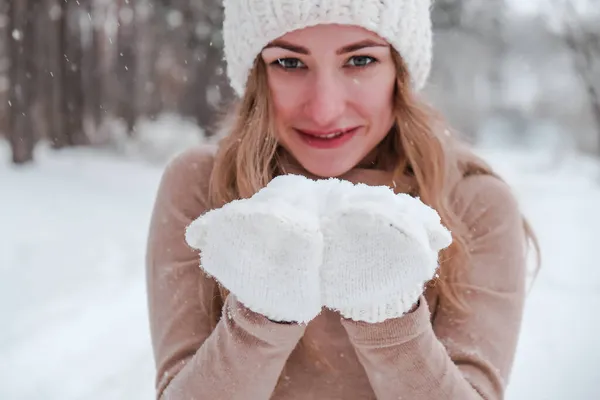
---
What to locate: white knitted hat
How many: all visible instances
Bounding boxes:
[223,0,433,98]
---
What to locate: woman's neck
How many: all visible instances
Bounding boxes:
[275,146,416,194]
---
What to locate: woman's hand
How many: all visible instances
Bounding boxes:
[185,174,452,325]
[319,179,453,323]
[185,175,324,324]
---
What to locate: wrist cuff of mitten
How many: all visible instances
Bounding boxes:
[337,289,423,324]
[341,295,431,346]
[225,295,306,346]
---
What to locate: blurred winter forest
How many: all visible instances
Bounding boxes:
[2,2,600,399]
[0,0,599,164]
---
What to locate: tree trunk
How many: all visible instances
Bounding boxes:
[95,0,116,127]
[8,0,37,163]
[182,0,232,134]
[81,0,102,143]
[587,83,600,156]
[136,0,160,119]
[0,0,11,138]
[42,0,68,149]
[116,0,137,133]
[62,0,87,146]
[563,24,600,156]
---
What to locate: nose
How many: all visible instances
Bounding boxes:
[304,71,346,128]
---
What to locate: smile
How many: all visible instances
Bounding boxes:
[294,127,361,149]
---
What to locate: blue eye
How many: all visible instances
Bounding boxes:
[347,56,376,67]
[274,58,306,69]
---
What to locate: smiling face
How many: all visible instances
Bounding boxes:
[260,24,397,178]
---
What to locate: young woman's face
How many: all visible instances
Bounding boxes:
[261,24,397,178]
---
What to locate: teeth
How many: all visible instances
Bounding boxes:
[323,131,343,139]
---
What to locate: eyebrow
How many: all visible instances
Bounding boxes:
[264,39,388,55]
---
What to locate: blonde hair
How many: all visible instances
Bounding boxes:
[206,49,539,326]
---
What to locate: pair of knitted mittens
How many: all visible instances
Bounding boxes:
[185,174,452,324]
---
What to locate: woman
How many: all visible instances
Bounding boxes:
[145,1,538,399]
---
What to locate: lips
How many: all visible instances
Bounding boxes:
[296,127,359,138]
[294,126,361,149]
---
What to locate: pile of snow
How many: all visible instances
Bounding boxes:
[479,147,600,400]
[1,139,599,399]
[0,142,160,400]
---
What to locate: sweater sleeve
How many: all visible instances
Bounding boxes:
[340,174,528,400]
[145,147,305,400]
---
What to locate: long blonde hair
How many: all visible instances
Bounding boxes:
[206,49,539,325]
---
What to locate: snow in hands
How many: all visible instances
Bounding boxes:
[185,174,453,324]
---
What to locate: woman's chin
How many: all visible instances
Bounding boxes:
[297,157,357,179]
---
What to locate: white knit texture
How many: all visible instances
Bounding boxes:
[318,179,452,323]
[223,0,433,97]
[185,179,324,324]
[185,174,452,325]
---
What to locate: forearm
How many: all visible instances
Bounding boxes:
[159,296,305,400]
[341,298,484,400]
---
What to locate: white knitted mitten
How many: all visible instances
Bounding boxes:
[185,174,323,324]
[320,180,453,323]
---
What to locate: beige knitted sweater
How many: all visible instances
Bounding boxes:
[145,145,527,400]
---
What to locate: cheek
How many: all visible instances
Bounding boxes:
[349,74,395,124]
[268,73,304,123]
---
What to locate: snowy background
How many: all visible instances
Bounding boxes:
[2,0,600,398]
[2,127,600,399]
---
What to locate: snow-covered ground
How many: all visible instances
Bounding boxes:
[1,140,599,399]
